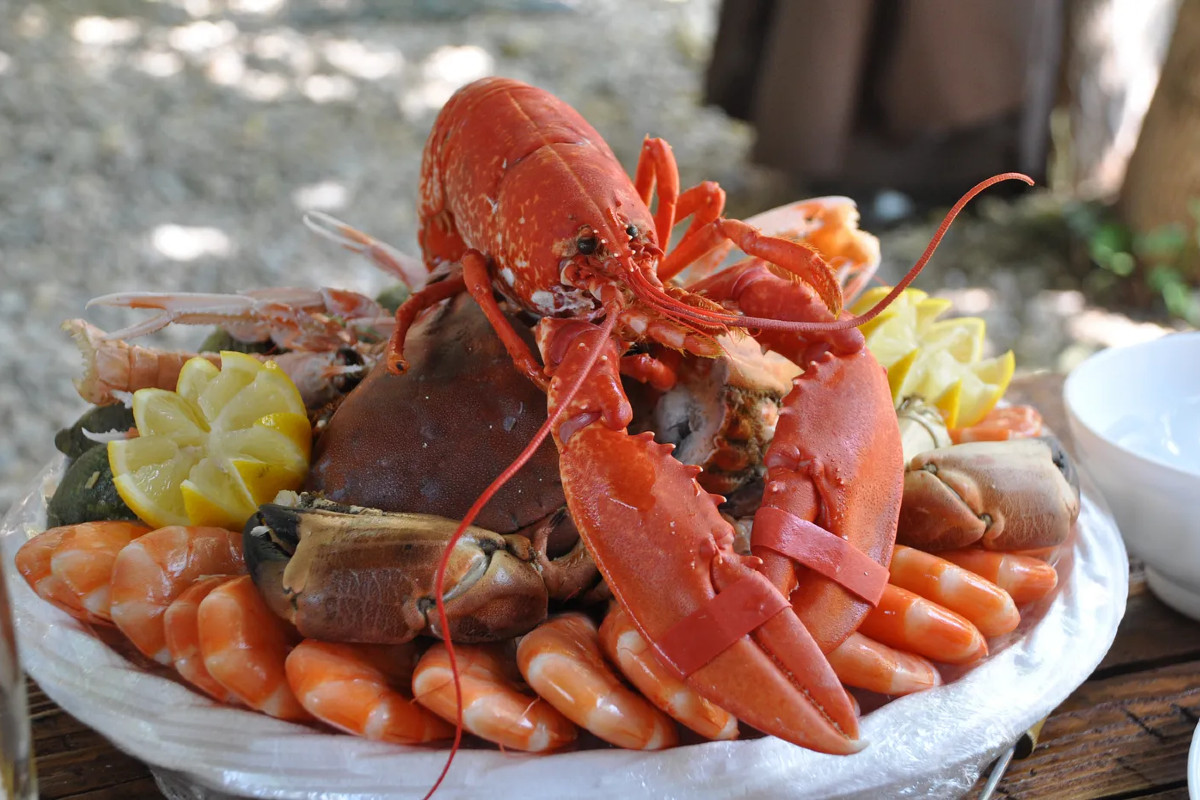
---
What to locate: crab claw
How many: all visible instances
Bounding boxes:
[536,317,861,755]
[897,437,1081,551]
[244,496,548,643]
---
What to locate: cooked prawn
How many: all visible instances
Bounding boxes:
[950,405,1043,443]
[887,545,1020,637]
[517,613,677,750]
[64,318,370,408]
[108,525,244,664]
[597,604,737,741]
[163,576,239,703]
[197,575,310,721]
[857,584,987,665]
[49,520,150,621]
[827,632,943,696]
[286,639,454,744]
[15,527,105,624]
[936,548,1059,605]
[412,642,577,752]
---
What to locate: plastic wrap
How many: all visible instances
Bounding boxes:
[3,458,1128,800]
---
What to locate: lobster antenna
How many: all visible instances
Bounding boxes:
[421,308,621,800]
[641,173,1035,334]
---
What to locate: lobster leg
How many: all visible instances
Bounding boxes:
[663,219,845,317]
[461,251,549,391]
[692,261,903,654]
[536,317,861,754]
[632,137,733,283]
[633,138,681,245]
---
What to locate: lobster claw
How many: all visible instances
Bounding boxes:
[536,317,861,755]
[897,437,1081,551]
[244,495,549,643]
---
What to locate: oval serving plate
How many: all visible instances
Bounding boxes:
[3,458,1128,800]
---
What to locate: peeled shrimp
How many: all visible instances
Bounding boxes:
[197,575,310,721]
[597,604,737,741]
[827,632,943,696]
[887,545,1020,637]
[517,613,677,750]
[286,640,453,744]
[49,520,150,621]
[857,584,987,665]
[16,527,106,624]
[164,576,239,703]
[412,643,577,752]
[936,548,1059,606]
[109,525,244,664]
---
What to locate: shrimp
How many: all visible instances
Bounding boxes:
[857,585,988,665]
[950,405,1043,443]
[197,575,310,721]
[597,604,737,741]
[412,642,577,752]
[827,632,943,696]
[64,319,370,408]
[285,639,454,744]
[163,576,239,704]
[49,521,150,621]
[517,613,678,751]
[108,525,244,664]
[887,545,1020,637]
[935,548,1059,606]
[87,287,392,351]
[15,527,105,624]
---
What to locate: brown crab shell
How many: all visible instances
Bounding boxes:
[303,293,564,534]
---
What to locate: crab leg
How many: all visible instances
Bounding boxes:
[535,317,860,755]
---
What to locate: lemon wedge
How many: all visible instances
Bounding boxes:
[850,288,1013,428]
[108,352,311,530]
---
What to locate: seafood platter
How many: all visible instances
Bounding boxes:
[2,78,1128,799]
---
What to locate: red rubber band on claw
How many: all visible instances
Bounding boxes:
[753,506,889,605]
[654,574,790,678]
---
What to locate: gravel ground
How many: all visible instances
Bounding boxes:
[0,0,1183,516]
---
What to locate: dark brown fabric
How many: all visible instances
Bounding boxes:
[705,0,1064,200]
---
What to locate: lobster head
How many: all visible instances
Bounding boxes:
[422,77,663,320]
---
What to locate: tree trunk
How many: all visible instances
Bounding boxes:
[1119,0,1200,276]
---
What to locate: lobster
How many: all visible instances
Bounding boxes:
[380,76,1031,781]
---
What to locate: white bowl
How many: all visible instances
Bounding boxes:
[1064,331,1200,620]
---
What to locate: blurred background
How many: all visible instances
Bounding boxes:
[1,0,1197,514]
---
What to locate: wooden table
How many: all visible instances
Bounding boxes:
[24,373,1200,799]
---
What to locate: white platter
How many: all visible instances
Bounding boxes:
[3,458,1129,800]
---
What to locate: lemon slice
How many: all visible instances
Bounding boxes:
[953,351,1015,429]
[109,352,310,530]
[851,287,1014,428]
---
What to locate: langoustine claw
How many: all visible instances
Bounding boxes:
[897,437,1081,552]
[86,287,393,351]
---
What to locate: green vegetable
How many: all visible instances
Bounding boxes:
[197,328,276,354]
[54,404,136,465]
[46,445,139,528]
[375,284,411,315]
